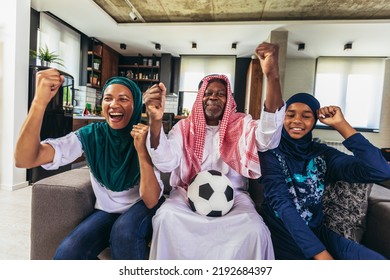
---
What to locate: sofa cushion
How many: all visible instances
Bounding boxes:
[322,181,372,243]
[362,184,390,258]
[30,167,95,259]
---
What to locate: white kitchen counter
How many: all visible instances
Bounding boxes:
[73,115,105,120]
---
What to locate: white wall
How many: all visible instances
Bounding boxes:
[284,57,390,148]
[0,0,30,190]
[284,58,316,98]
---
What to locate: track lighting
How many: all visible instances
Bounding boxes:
[298,43,305,51]
[231,42,237,50]
[129,11,138,21]
[125,0,145,22]
[192,42,197,50]
[155,43,161,50]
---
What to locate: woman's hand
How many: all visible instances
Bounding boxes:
[131,123,161,208]
[313,250,334,260]
[131,123,149,155]
[34,68,64,107]
[317,106,357,139]
[317,106,345,127]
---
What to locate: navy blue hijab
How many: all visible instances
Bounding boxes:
[279,93,331,160]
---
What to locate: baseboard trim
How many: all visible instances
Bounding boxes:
[0,181,29,191]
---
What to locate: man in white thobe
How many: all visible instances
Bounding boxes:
[143,42,285,259]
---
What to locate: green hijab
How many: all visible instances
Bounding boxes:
[76,77,142,192]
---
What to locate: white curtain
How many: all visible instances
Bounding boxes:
[314,57,385,131]
[38,13,80,87]
[179,55,236,112]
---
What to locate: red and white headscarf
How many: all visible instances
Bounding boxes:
[178,74,261,187]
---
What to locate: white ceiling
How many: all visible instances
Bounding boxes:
[31,0,390,58]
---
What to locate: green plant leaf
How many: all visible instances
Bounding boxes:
[30,44,65,67]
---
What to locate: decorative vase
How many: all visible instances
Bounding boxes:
[41,60,51,67]
[90,76,99,86]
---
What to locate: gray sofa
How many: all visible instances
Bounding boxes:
[30,166,171,260]
[30,167,390,260]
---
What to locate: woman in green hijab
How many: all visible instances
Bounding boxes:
[15,69,165,259]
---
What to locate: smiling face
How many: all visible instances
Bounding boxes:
[102,84,134,130]
[284,102,316,139]
[202,80,227,125]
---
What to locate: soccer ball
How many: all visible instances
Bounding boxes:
[187,170,234,217]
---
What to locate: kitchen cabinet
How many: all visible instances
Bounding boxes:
[73,117,105,131]
[101,44,119,86]
[87,38,103,88]
[86,38,119,90]
[118,56,160,92]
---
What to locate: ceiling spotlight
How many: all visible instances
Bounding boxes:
[344,43,352,51]
[192,42,197,50]
[120,43,126,50]
[298,43,305,51]
[155,43,161,50]
[129,11,138,21]
[231,42,237,50]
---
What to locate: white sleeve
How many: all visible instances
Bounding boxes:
[152,167,166,199]
[254,103,286,152]
[41,132,83,170]
[146,124,183,173]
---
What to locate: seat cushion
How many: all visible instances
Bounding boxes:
[30,167,95,259]
[322,181,372,243]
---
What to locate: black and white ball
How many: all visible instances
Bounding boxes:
[187,170,234,217]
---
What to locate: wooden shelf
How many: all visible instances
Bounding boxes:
[119,64,160,69]
[88,50,102,58]
[86,38,103,89]
[87,67,101,73]
[131,79,159,82]
[86,83,101,89]
[118,56,161,92]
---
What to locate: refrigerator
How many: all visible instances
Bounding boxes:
[27,65,75,183]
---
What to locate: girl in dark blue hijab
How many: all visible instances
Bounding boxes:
[258,92,390,260]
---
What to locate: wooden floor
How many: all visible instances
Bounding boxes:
[0,186,31,260]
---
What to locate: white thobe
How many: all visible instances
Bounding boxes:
[146,107,285,259]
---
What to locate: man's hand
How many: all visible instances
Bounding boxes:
[255,42,283,112]
[34,68,64,107]
[255,42,280,79]
[143,82,166,122]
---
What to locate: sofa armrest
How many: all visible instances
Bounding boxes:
[30,167,95,260]
[362,184,390,259]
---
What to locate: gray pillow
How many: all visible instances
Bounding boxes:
[322,181,373,243]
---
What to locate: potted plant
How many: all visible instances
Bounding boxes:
[94,105,102,115]
[90,73,100,86]
[30,45,65,67]
[93,58,101,70]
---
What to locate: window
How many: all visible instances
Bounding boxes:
[179,56,236,113]
[38,13,81,87]
[314,57,385,132]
